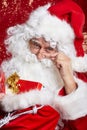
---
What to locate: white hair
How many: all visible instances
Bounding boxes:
[5,4,76,59]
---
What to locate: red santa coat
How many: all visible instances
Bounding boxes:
[62,116,87,130]
[59,89,87,130]
[0,80,59,130]
[0,106,59,130]
[0,80,87,130]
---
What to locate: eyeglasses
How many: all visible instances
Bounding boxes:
[29,39,57,54]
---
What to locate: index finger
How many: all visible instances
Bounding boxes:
[49,52,58,61]
[50,52,58,58]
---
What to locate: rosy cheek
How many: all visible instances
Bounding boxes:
[30,47,37,54]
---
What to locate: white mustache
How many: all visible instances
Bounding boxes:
[25,52,53,68]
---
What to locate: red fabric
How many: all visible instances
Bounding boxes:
[17,79,42,93]
[62,115,87,130]
[76,72,87,82]
[74,0,87,32]
[0,68,5,93]
[0,79,60,129]
[48,0,85,56]
[0,106,59,130]
[59,87,87,130]
[58,87,66,96]
[0,79,87,130]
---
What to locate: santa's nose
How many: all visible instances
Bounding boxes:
[37,49,45,60]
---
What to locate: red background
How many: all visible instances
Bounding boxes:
[0,0,87,64]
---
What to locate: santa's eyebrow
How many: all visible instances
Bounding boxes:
[31,39,41,45]
[45,46,54,50]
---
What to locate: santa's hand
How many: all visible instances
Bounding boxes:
[51,52,77,94]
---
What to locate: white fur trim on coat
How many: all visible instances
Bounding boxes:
[1,78,87,120]
[72,54,87,72]
[54,78,87,120]
[1,88,54,112]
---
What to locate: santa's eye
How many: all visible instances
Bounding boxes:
[45,47,54,52]
[30,39,41,49]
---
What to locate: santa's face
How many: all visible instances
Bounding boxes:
[28,37,57,60]
[83,32,87,54]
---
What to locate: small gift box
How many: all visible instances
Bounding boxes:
[6,72,42,94]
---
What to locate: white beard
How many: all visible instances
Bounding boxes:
[2,54,64,93]
[1,46,64,112]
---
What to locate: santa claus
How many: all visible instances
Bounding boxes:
[0,1,87,130]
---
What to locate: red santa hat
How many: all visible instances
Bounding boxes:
[26,1,84,54]
[47,0,87,73]
[48,0,85,57]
